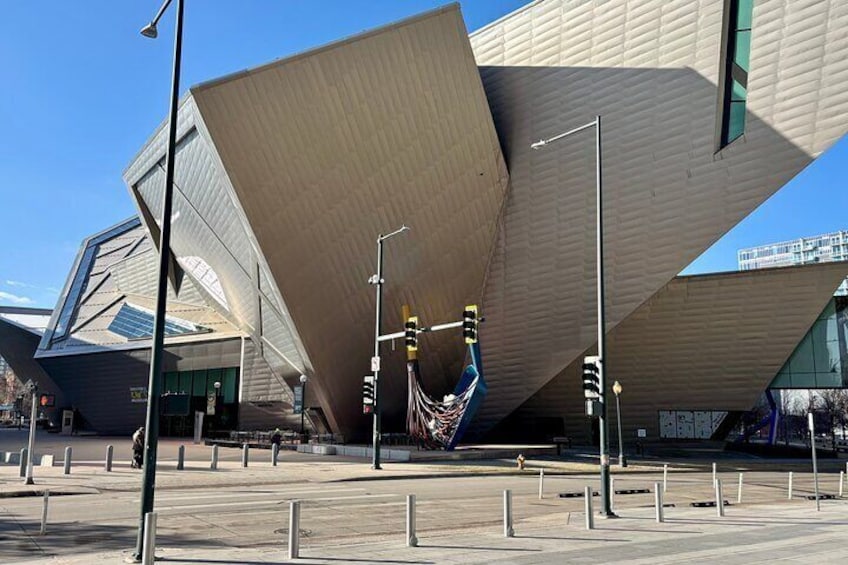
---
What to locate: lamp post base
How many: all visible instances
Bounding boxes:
[619,455,628,468]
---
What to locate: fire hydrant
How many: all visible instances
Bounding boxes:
[516,453,526,470]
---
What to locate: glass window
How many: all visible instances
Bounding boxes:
[207,368,222,395]
[719,0,755,148]
[164,372,178,394]
[108,303,209,340]
[223,368,238,403]
[727,101,746,143]
[192,370,208,396]
[178,371,192,395]
[734,31,751,72]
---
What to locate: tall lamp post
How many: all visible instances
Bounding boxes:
[531,116,615,516]
[612,380,627,468]
[368,225,410,470]
[134,0,184,560]
[299,374,308,436]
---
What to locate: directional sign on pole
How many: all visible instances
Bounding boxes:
[371,356,381,372]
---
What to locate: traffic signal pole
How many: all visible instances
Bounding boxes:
[369,225,409,470]
[532,115,614,517]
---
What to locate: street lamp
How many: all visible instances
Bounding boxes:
[531,116,616,516]
[612,380,627,468]
[134,0,184,560]
[368,224,410,470]
[299,374,308,436]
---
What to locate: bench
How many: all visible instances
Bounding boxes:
[552,436,572,455]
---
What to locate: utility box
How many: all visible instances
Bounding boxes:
[61,409,74,435]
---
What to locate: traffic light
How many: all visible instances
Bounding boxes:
[405,316,419,352]
[462,305,479,344]
[362,375,375,414]
[582,356,601,399]
[582,356,601,417]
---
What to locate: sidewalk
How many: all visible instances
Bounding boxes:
[14,498,848,564]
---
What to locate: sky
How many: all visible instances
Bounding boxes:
[0,0,845,308]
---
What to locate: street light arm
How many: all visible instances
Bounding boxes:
[530,119,598,149]
[150,0,174,27]
[378,224,411,242]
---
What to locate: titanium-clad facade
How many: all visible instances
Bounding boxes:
[8,0,847,440]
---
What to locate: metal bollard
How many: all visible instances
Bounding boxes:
[288,500,301,559]
[242,443,249,468]
[715,478,725,517]
[211,445,219,470]
[177,445,185,471]
[663,464,668,492]
[840,471,844,498]
[105,445,113,472]
[538,468,544,499]
[19,448,28,478]
[655,482,664,523]
[40,490,49,535]
[272,444,279,467]
[737,472,743,504]
[584,486,594,530]
[788,471,794,500]
[142,511,157,565]
[406,494,418,547]
[712,462,717,487]
[503,489,514,537]
[63,447,72,475]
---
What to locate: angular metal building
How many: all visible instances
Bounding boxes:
[9,0,848,441]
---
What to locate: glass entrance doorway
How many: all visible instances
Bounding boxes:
[160,367,239,437]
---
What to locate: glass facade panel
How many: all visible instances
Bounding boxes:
[727,101,746,143]
[178,372,192,395]
[736,0,753,29]
[223,368,238,403]
[770,298,848,389]
[108,303,209,340]
[192,369,208,396]
[164,372,179,394]
[734,30,751,71]
[730,80,746,101]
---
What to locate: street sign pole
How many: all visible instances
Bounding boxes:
[23,380,38,485]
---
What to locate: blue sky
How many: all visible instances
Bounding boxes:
[0,0,845,308]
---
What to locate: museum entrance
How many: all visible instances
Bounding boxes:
[159,367,240,437]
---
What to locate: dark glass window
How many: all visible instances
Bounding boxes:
[719,0,754,147]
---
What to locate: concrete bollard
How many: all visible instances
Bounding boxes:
[40,490,49,535]
[788,471,794,500]
[211,445,219,470]
[538,468,544,500]
[503,489,514,537]
[715,478,725,517]
[655,482,664,523]
[737,472,743,504]
[272,444,279,467]
[584,486,594,530]
[105,445,113,472]
[242,443,249,468]
[610,476,615,512]
[406,494,418,547]
[177,445,185,471]
[19,448,27,478]
[63,447,72,475]
[142,511,157,565]
[712,462,717,488]
[663,464,668,492]
[288,500,301,559]
[840,471,844,498]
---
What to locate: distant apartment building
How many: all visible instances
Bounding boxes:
[739,232,848,295]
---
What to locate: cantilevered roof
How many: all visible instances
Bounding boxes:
[183,4,508,434]
[0,306,52,336]
[509,262,848,441]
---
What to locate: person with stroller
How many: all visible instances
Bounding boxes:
[131,426,145,469]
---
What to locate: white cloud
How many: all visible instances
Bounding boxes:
[0,291,34,305]
[5,280,30,287]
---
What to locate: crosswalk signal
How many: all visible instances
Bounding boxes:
[463,305,479,344]
[362,375,375,414]
[405,316,419,352]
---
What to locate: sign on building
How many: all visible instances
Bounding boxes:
[293,385,303,415]
[130,387,148,404]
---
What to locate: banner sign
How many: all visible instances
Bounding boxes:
[130,387,148,404]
